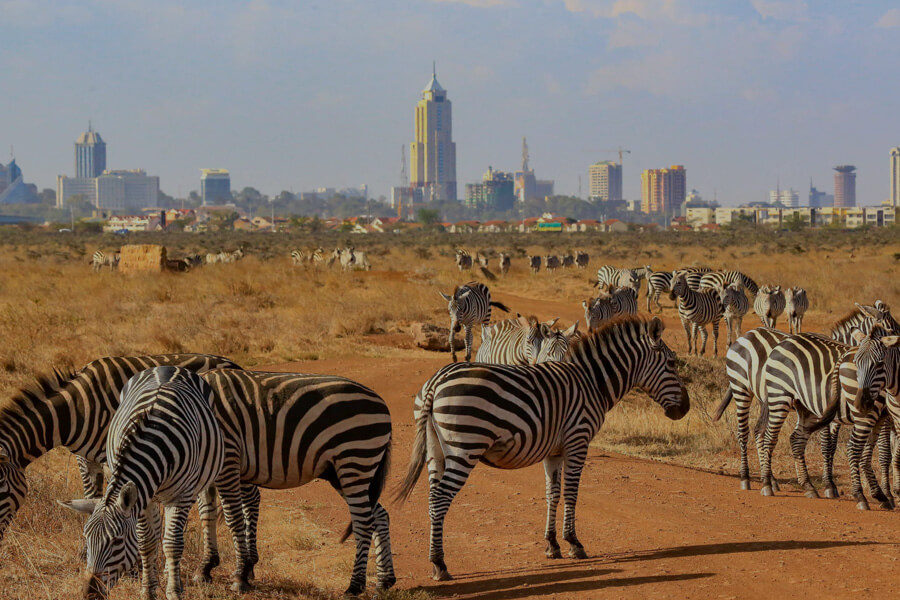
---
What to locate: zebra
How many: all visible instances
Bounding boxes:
[91,250,119,272]
[534,321,580,362]
[331,247,356,272]
[395,316,689,580]
[583,295,617,331]
[646,271,673,313]
[439,281,510,362]
[528,255,541,274]
[698,270,760,295]
[784,287,809,334]
[476,252,490,269]
[498,252,511,275]
[290,249,306,266]
[596,265,638,290]
[561,254,575,269]
[206,252,220,265]
[575,251,589,269]
[455,249,473,271]
[754,285,786,328]
[673,266,711,291]
[199,369,395,595]
[476,315,554,366]
[61,367,225,600]
[352,250,372,271]
[544,255,561,272]
[669,272,723,355]
[829,301,900,344]
[717,282,750,348]
[0,353,240,546]
[629,265,653,293]
[608,285,638,315]
[183,254,203,268]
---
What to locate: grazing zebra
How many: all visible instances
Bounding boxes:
[628,265,652,293]
[290,249,306,266]
[784,287,809,334]
[200,369,395,595]
[829,301,900,344]
[62,367,225,600]
[476,252,490,269]
[455,249,473,271]
[646,271,673,313]
[698,270,760,295]
[91,250,119,272]
[476,315,553,366]
[534,321,580,362]
[498,252,511,275]
[439,282,510,362]
[206,252,220,265]
[561,254,575,269]
[352,249,372,271]
[717,282,750,347]
[609,286,638,315]
[596,265,637,290]
[396,316,689,580]
[575,251,589,269]
[754,285,786,328]
[669,272,723,355]
[0,353,240,545]
[528,255,541,274]
[544,255,561,272]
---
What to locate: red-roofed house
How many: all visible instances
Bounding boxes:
[603,219,628,233]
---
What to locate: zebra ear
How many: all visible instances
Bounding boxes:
[543,318,559,329]
[648,317,665,344]
[850,328,866,344]
[58,498,99,515]
[439,291,452,302]
[564,321,579,337]
[117,482,138,513]
[517,314,531,328]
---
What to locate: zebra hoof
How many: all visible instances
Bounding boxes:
[192,572,212,584]
[857,500,871,511]
[761,485,774,497]
[804,489,820,500]
[432,565,453,581]
[546,544,563,559]
[824,487,839,499]
[771,479,781,492]
[230,581,252,594]
[376,575,397,591]
[568,546,588,560]
[740,479,751,491]
[880,500,894,511]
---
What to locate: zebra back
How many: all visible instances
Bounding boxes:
[475,316,544,365]
[700,270,759,295]
[754,286,786,322]
[829,301,900,344]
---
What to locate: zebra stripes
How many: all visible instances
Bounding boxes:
[91,250,119,273]
[545,255,561,272]
[717,282,750,347]
[784,287,809,334]
[583,286,637,330]
[669,272,723,355]
[535,321,579,362]
[476,315,552,366]
[699,270,760,295]
[455,249,473,271]
[291,247,324,267]
[62,366,225,600]
[440,282,510,362]
[596,265,638,290]
[754,285,786,328]
[396,316,688,581]
[830,301,900,344]
[646,271,672,313]
[206,248,244,264]
[575,251,589,269]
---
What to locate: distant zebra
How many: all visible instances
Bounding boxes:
[645,271,672,313]
[476,252,490,269]
[575,251,589,269]
[583,296,617,331]
[830,301,900,344]
[0,353,240,545]
[545,255,561,272]
[717,282,750,347]
[440,282,510,362]
[206,252,220,265]
[596,265,637,290]
[698,270,760,295]
[290,249,306,266]
[352,250,372,271]
[476,315,554,366]
[183,254,203,268]
[535,321,580,362]
[528,255,541,274]
[784,287,809,334]
[498,253,511,275]
[91,250,119,272]
[455,250,473,271]
[62,367,225,600]
[669,272,723,355]
[561,254,575,269]
[396,316,689,580]
[754,285,786,328]
[332,247,356,272]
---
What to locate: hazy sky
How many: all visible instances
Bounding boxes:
[2,0,899,205]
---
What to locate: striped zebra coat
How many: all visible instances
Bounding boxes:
[669,272,723,355]
[717,282,750,347]
[455,250,473,271]
[91,250,119,273]
[476,315,553,366]
[440,282,510,362]
[830,301,900,344]
[646,271,673,313]
[535,322,580,362]
[754,285,786,328]
[0,353,239,545]
[698,270,759,295]
[397,316,689,581]
[596,265,638,290]
[498,253,511,275]
[674,266,712,291]
[62,367,225,600]
[784,287,809,334]
[583,296,617,331]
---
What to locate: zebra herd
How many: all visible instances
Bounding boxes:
[90,248,242,272]
[292,246,372,271]
[453,249,589,275]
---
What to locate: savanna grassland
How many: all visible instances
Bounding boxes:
[1,226,899,600]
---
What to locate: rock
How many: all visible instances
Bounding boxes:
[411,322,465,352]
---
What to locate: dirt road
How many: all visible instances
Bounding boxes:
[257,353,900,600]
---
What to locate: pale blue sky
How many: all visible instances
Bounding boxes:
[2,0,899,205]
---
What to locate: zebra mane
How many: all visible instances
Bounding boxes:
[1,368,79,418]
[831,308,867,332]
[565,314,654,358]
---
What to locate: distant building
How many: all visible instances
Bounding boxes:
[465,166,515,211]
[410,65,457,202]
[589,161,622,202]
[513,138,554,201]
[769,188,799,208]
[833,165,856,208]
[75,123,106,178]
[0,159,39,204]
[891,147,900,207]
[809,179,832,208]
[200,169,231,206]
[58,169,159,211]
[390,186,424,219]
[641,165,686,215]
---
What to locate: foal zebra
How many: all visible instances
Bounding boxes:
[440,282,510,362]
[717,282,750,347]
[646,271,673,313]
[91,250,119,273]
[784,287,809,334]
[754,285,786,328]
[397,316,688,581]
[63,367,225,600]
[669,272,723,355]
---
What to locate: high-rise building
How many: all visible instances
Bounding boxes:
[769,188,800,208]
[58,169,159,210]
[589,161,622,202]
[809,179,832,208]
[513,137,554,202]
[641,165,686,215]
[465,166,515,211]
[410,65,457,202]
[891,147,900,207]
[200,169,231,205]
[833,165,856,208]
[0,158,39,204]
[75,123,106,178]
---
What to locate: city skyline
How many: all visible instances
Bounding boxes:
[3,1,900,205]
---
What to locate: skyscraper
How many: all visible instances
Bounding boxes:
[201,169,232,205]
[641,166,686,215]
[833,165,856,208]
[410,64,457,202]
[769,188,799,208]
[75,123,106,178]
[809,178,832,208]
[891,147,900,207]
[513,138,554,201]
[589,161,622,202]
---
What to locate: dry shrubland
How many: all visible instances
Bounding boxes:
[0,227,898,598]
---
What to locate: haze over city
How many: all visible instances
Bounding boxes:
[3,0,900,205]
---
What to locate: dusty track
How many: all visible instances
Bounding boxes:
[254,351,900,600]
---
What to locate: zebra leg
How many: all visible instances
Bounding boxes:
[712,320,720,356]
[821,424,840,498]
[338,487,374,596]
[464,324,474,362]
[372,503,396,591]
[681,318,693,355]
[876,419,894,507]
[138,502,161,600]
[733,390,754,489]
[193,486,220,584]
[162,503,192,600]
[655,291,663,313]
[449,319,458,363]
[860,420,892,509]
[788,422,817,498]
[428,452,479,581]
[759,399,791,496]
[698,325,709,356]
[847,426,870,510]
[542,456,563,559]
[240,483,261,579]
[561,449,588,559]
[215,468,253,593]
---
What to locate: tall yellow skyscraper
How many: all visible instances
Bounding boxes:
[410,65,457,202]
[641,165,686,214]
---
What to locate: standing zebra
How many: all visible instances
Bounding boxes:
[784,287,809,334]
[673,267,710,291]
[91,250,119,272]
[331,247,356,272]
[717,282,750,348]
[455,249,473,271]
[528,255,541,274]
[754,285,786,328]
[439,282,510,362]
[698,270,759,295]
[628,265,653,293]
[596,265,637,290]
[830,300,900,344]
[575,251,589,269]
[200,369,395,596]
[544,255,561,272]
[290,249,305,266]
[561,254,575,269]
[0,353,240,545]
[669,272,723,355]
[396,316,689,580]
[646,271,673,313]
[476,315,553,366]
[62,367,225,600]
[498,252,511,275]
[583,296,617,331]
[534,321,580,362]
[352,249,372,271]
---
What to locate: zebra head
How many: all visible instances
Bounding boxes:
[635,317,690,420]
[668,273,688,301]
[718,282,743,308]
[859,301,900,334]
[536,321,579,363]
[0,446,27,542]
[60,481,141,599]
[847,327,900,412]
[516,314,549,364]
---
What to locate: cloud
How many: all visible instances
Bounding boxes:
[560,0,709,25]
[876,8,900,28]
[751,0,809,22]
[432,0,517,7]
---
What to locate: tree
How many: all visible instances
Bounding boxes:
[417,208,440,226]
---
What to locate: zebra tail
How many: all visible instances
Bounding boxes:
[807,369,842,434]
[340,438,392,543]
[479,266,497,281]
[394,389,434,504]
[712,388,733,421]
[490,301,511,313]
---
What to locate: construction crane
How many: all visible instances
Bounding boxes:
[585,146,631,165]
